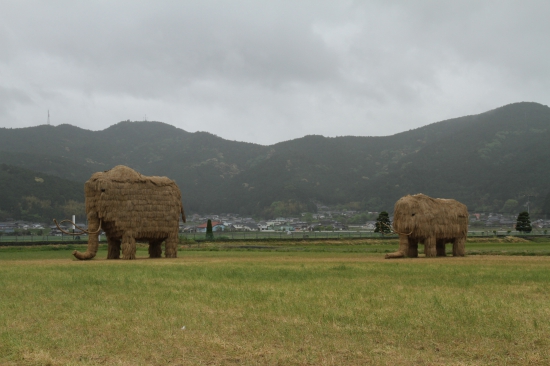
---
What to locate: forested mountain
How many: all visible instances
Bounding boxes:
[0,164,83,221]
[0,101,549,221]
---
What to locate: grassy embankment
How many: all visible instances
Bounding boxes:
[1,238,550,365]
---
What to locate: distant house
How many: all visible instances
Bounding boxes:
[182,226,194,233]
[485,215,502,227]
[499,219,516,226]
[243,223,259,231]
[308,223,321,231]
[333,223,349,231]
[0,222,16,233]
[196,221,226,232]
[275,225,295,232]
[292,222,309,231]
[232,223,257,231]
[232,223,245,231]
[363,221,376,230]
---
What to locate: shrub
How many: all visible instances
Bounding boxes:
[374,211,391,234]
[206,219,214,241]
[516,211,532,233]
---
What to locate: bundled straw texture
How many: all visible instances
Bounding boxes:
[393,194,468,239]
[386,193,468,259]
[86,165,185,238]
[74,165,185,260]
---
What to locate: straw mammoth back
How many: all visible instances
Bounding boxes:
[73,165,186,260]
[385,194,468,259]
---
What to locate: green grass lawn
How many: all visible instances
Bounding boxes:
[1,240,550,365]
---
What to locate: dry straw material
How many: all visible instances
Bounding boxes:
[385,193,468,259]
[73,165,186,260]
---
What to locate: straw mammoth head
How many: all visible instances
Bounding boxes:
[392,196,423,235]
[84,165,144,220]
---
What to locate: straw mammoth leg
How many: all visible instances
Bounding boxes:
[148,240,163,258]
[107,237,121,259]
[424,236,437,257]
[453,237,465,257]
[121,233,136,260]
[164,233,178,258]
[407,239,419,258]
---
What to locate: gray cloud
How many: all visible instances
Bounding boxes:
[0,1,548,144]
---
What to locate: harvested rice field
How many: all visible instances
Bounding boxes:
[1,240,550,365]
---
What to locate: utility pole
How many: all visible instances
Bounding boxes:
[521,195,532,214]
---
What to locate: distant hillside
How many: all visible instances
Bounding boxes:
[0,101,549,220]
[0,164,84,222]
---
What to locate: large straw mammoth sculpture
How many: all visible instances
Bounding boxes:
[70,165,186,260]
[385,194,468,259]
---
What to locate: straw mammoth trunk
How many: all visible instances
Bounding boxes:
[72,215,100,260]
[72,165,186,261]
[385,194,468,259]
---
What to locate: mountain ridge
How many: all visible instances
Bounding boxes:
[0,101,549,220]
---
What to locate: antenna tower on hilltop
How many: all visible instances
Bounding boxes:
[47,110,50,125]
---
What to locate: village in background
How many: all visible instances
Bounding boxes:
[1,202,549,240]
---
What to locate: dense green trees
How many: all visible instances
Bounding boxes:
[347,212,377,224]
[374,211,391,234]
[302,213,313,223]
[515,211,532,233]
[501,199,518,213]
[262,200,311,219]
[0,164,83,222]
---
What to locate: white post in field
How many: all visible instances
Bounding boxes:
[72,215,76,233]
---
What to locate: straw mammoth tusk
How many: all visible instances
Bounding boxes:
[382,221,412,236]
[53,218,102,235]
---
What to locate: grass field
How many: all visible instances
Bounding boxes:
[1,239,550,365]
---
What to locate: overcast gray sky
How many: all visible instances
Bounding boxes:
[1,1,548,145]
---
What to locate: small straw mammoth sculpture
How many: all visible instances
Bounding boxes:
[55,165,186,260]
[385,193,468,259]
